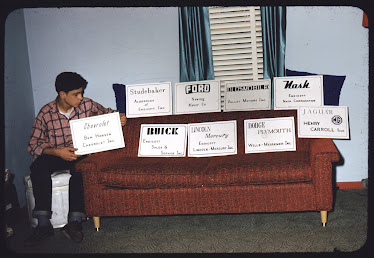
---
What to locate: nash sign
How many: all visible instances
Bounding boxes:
[274,75,324,110]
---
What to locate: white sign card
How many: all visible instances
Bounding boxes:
[244,117,296,154]
[274,75,324,110]
[174,80,221,115]
[224,79,271,111]
[188,120,237,157]
[138,124,188,157]
[298,106,350,139]
[70,112,125,155]
[126,82,172,118]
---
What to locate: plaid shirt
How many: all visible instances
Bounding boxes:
[28,97,117,160]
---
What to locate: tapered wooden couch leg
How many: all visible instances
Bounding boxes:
[320,211,327,227]
[93,216,100,231]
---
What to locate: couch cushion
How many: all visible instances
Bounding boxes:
[98,157,210,189]
[203,152,312,187]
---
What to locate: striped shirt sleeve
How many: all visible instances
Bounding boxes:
[86,98,117,116]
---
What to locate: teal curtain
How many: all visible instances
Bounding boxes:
[261,6,287,109]
[179,7,214,82]
[261,6,287,79]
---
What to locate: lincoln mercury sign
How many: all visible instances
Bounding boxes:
[298,106,350,139]
[274,75,324,110]
[126,82,172,118]
[188,120,237,157]
[70,112,125,155]
[244,117,296,153]
[174,80,221,114]
[224,79,271,111]
[138,124,188,157]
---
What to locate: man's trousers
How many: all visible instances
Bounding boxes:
[29,154,87,220]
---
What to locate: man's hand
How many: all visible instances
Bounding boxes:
[56,147,82,161]
[119,113,127,126]
[43,147,81,161]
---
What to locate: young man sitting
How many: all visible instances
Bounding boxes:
[24,72,127,247]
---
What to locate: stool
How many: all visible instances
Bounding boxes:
[24,170,71,228]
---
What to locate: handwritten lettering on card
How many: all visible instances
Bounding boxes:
[70,113,125,155]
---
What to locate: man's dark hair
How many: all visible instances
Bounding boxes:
[55,72,88,93]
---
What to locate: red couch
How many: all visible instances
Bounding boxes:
[75,109,340,230]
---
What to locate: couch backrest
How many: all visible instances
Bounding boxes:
[121,109,310,157]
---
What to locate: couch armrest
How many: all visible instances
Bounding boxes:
[75,147,127,217]
[309,138,340,211]
[310,138,340,162]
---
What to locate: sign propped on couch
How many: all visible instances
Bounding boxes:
[174,80,221,115]
[188,120,237,157]
[274,75,324,110]
[126,82,172,118]
[244,117,296,154]
[223,79,271,111]
[138,124,188,157]
[298,106,350,139]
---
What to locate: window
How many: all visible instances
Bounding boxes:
[208,6,264,108]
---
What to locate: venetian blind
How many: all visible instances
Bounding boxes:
[208,6,264,108]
